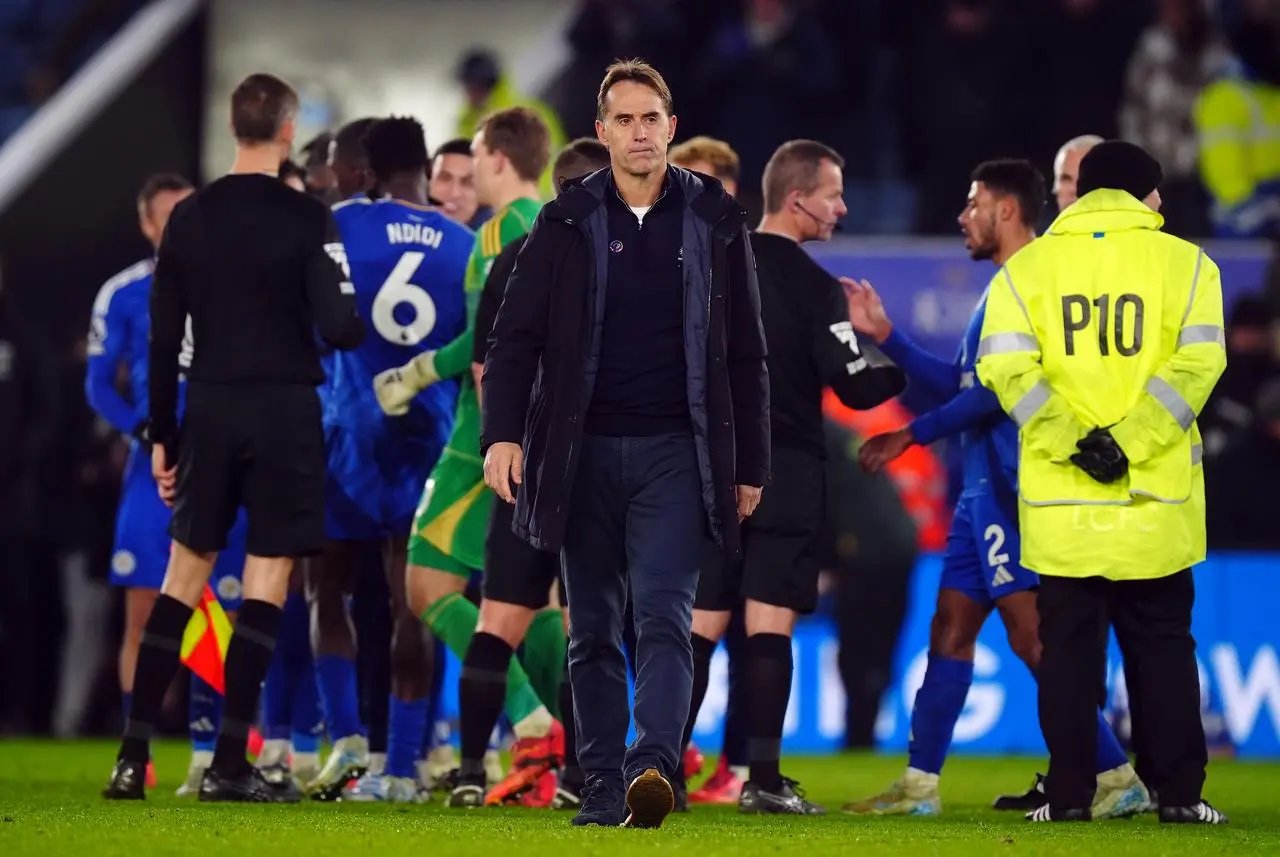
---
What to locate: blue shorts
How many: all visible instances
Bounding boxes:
[939,491,1037,607]
[324,425,441,542]
[110,447,249,609]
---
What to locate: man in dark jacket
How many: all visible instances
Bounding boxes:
[481,59,769,829]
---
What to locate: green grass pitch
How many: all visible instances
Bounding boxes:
[1,740,1277,856]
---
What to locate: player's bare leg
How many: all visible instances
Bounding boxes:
[993,591,1147,818]
[104,544,216,799]
[305,542,370,797]
[843,588,988,816]
[348,537,434,803]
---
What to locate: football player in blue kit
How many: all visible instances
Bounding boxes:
[255,168,338,790]
[85,174,250,795]
[306,116,472,802]
[298,117,389,797]
[841,160,1146,819]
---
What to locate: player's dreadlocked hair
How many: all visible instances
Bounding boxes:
[333,117,378,166]
[364,116,430,183]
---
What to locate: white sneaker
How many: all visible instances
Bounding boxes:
[175,750,213,797]
[307,735,369,796]
[257,739,289,769]
[423,744,458,789]
[342,771,385,801]
[384,775,431,803]
[484,749,504,787]
[291,751,320,788]
[841,767,941,816]
[1092,765,1150,820]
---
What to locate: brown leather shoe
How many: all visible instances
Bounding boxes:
[623,768,675,828]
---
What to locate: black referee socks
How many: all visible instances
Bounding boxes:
[684,633,719,762]
[746,632,794,792]
[120,594,194,764]
[212,599,282,777]
[459,632,514,779]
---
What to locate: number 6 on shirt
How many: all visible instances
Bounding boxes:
[372,251,437,346]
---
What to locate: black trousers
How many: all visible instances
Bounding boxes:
[1038,570,1207,811]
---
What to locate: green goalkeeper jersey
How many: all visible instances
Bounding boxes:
[432,196,542,460]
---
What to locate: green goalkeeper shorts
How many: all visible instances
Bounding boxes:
[407,449,491,575]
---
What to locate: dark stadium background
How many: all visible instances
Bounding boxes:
[0,0,1277,762]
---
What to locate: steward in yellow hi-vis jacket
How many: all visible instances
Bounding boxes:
[975,141,1228,824]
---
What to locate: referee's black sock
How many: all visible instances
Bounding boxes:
[746,632,793,792]
[684,633,719,765]
[120,594,194,764]
[459,632,513,784]
[559,654,582,787]
[212,599,282,777]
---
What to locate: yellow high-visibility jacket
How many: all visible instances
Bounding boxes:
[455,76,567,200]
[1193,75,1280,237]
[975,190,1226,580]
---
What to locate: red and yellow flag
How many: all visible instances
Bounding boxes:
[180,585,232,694]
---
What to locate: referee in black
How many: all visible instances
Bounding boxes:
[103,73,364,803]
[682,140,904,814]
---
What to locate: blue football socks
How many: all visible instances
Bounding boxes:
[188,675,222,754]
[315,654,364,741]
[387,696,430,779]
[907,653,974,775]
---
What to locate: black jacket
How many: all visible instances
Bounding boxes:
[482,166,770,559]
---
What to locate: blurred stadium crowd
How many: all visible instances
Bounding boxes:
[0,0,1278,745]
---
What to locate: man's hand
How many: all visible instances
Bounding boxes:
[483,442,524,504]
[152,443,177,507]
[1070,427,1129,484]
[858,428,914,473]
[736,485,762,521]
[373,351,440,416]
[840,277,893,344]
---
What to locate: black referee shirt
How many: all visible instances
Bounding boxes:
[148,174,364,447]
[751,231,905,458]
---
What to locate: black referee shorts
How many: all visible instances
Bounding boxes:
[696,446,825,615]
[482,495,564,609]
[170,382,325,558]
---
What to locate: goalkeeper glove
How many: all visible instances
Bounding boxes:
[1070,427,1129,485]
[373,351,440,416]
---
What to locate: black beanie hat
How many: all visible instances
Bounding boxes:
[1075,140,1164,201]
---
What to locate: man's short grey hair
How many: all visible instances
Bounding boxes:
[1054,134,1104,178]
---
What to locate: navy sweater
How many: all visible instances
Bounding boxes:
[585,178,690,436]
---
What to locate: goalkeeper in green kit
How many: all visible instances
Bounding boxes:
[374,106,568,806]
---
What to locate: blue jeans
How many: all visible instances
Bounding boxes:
[561,433,704,785]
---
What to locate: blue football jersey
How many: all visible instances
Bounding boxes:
[956,288,1020,501]
[86,259,194,439]
[326,198,471,442]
